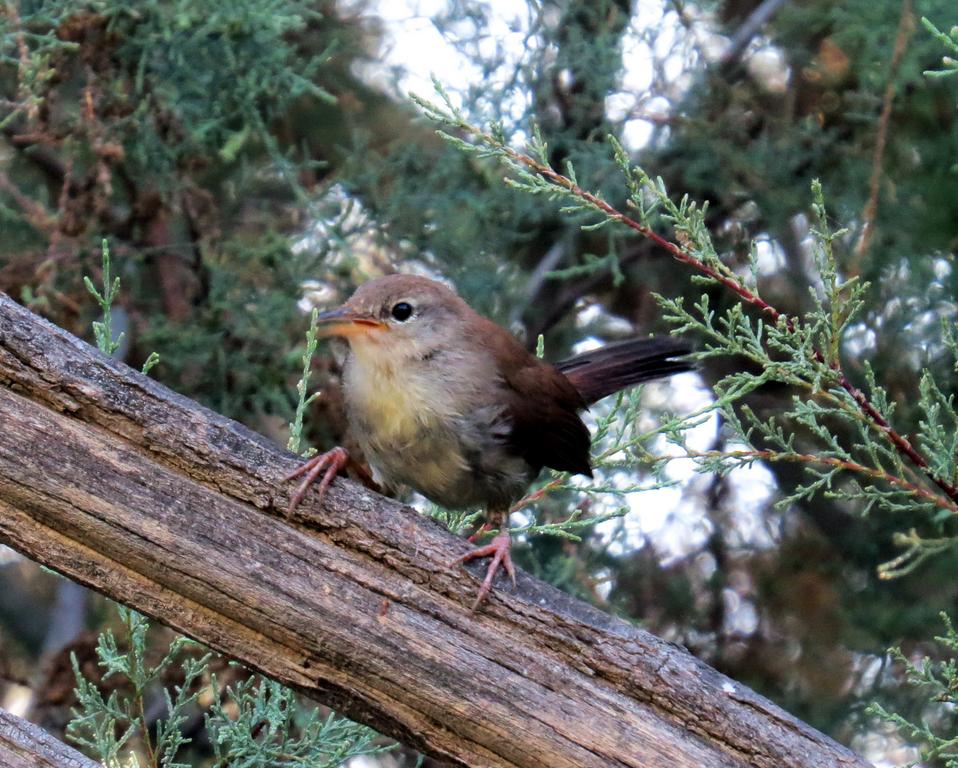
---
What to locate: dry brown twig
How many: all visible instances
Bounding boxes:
[849,0,914,274]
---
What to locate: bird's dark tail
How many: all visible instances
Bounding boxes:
[555,337,693,405]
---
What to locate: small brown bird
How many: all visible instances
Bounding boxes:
[285,274,691,608]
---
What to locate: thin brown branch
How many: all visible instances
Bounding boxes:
[501,144,788,324]
[1,127,68,185]
[849,0,914,275]
[832,368,958,500]
[0,171,57,235]
[478,133,958,507]
[509,475,567,513]
[678,449,958,514]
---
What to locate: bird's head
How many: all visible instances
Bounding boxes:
[314,274,470,368]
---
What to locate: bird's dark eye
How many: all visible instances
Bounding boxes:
[390,301,414,321]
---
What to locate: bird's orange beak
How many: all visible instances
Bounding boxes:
[315,306,386,338]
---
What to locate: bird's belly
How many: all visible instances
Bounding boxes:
[365,427,475,507]
[344,357,533,509]
[349,403,532,510]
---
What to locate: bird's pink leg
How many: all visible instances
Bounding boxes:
[454,528,516,611]
[283,446,349,515]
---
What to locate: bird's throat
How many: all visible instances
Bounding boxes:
[345,341,440,442]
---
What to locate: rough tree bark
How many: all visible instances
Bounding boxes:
[0,709,98,768]
[0,293,870,768]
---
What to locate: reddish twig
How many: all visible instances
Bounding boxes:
[834,369,958,505]
[681,449,958,514]
[505,147,787,324]
[849,0,914,275]
[483,139,958,507]
[509,475,567,513]
[0,171,57,235]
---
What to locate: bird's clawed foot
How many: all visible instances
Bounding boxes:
[283,446,349,515]
[454,530,515,612]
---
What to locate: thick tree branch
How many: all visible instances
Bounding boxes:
[0,709,98,768]
[0,293,868,768]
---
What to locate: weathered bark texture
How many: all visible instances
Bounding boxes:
[0,293,871,768]
[0,709,98,768]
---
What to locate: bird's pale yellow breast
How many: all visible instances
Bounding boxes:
[343,337,484,503]
[344,336,458,443]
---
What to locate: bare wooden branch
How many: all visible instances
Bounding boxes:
[0,709,98,768]
[0,293,869,768]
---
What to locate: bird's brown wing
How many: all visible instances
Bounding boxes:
[470,314,592,477]
[500,356,593,478]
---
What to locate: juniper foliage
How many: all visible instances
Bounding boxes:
[67,607,387,768]
[868,616,958,767]
[416,85,958,581]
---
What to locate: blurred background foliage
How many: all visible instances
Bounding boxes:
[2,0,958,765]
